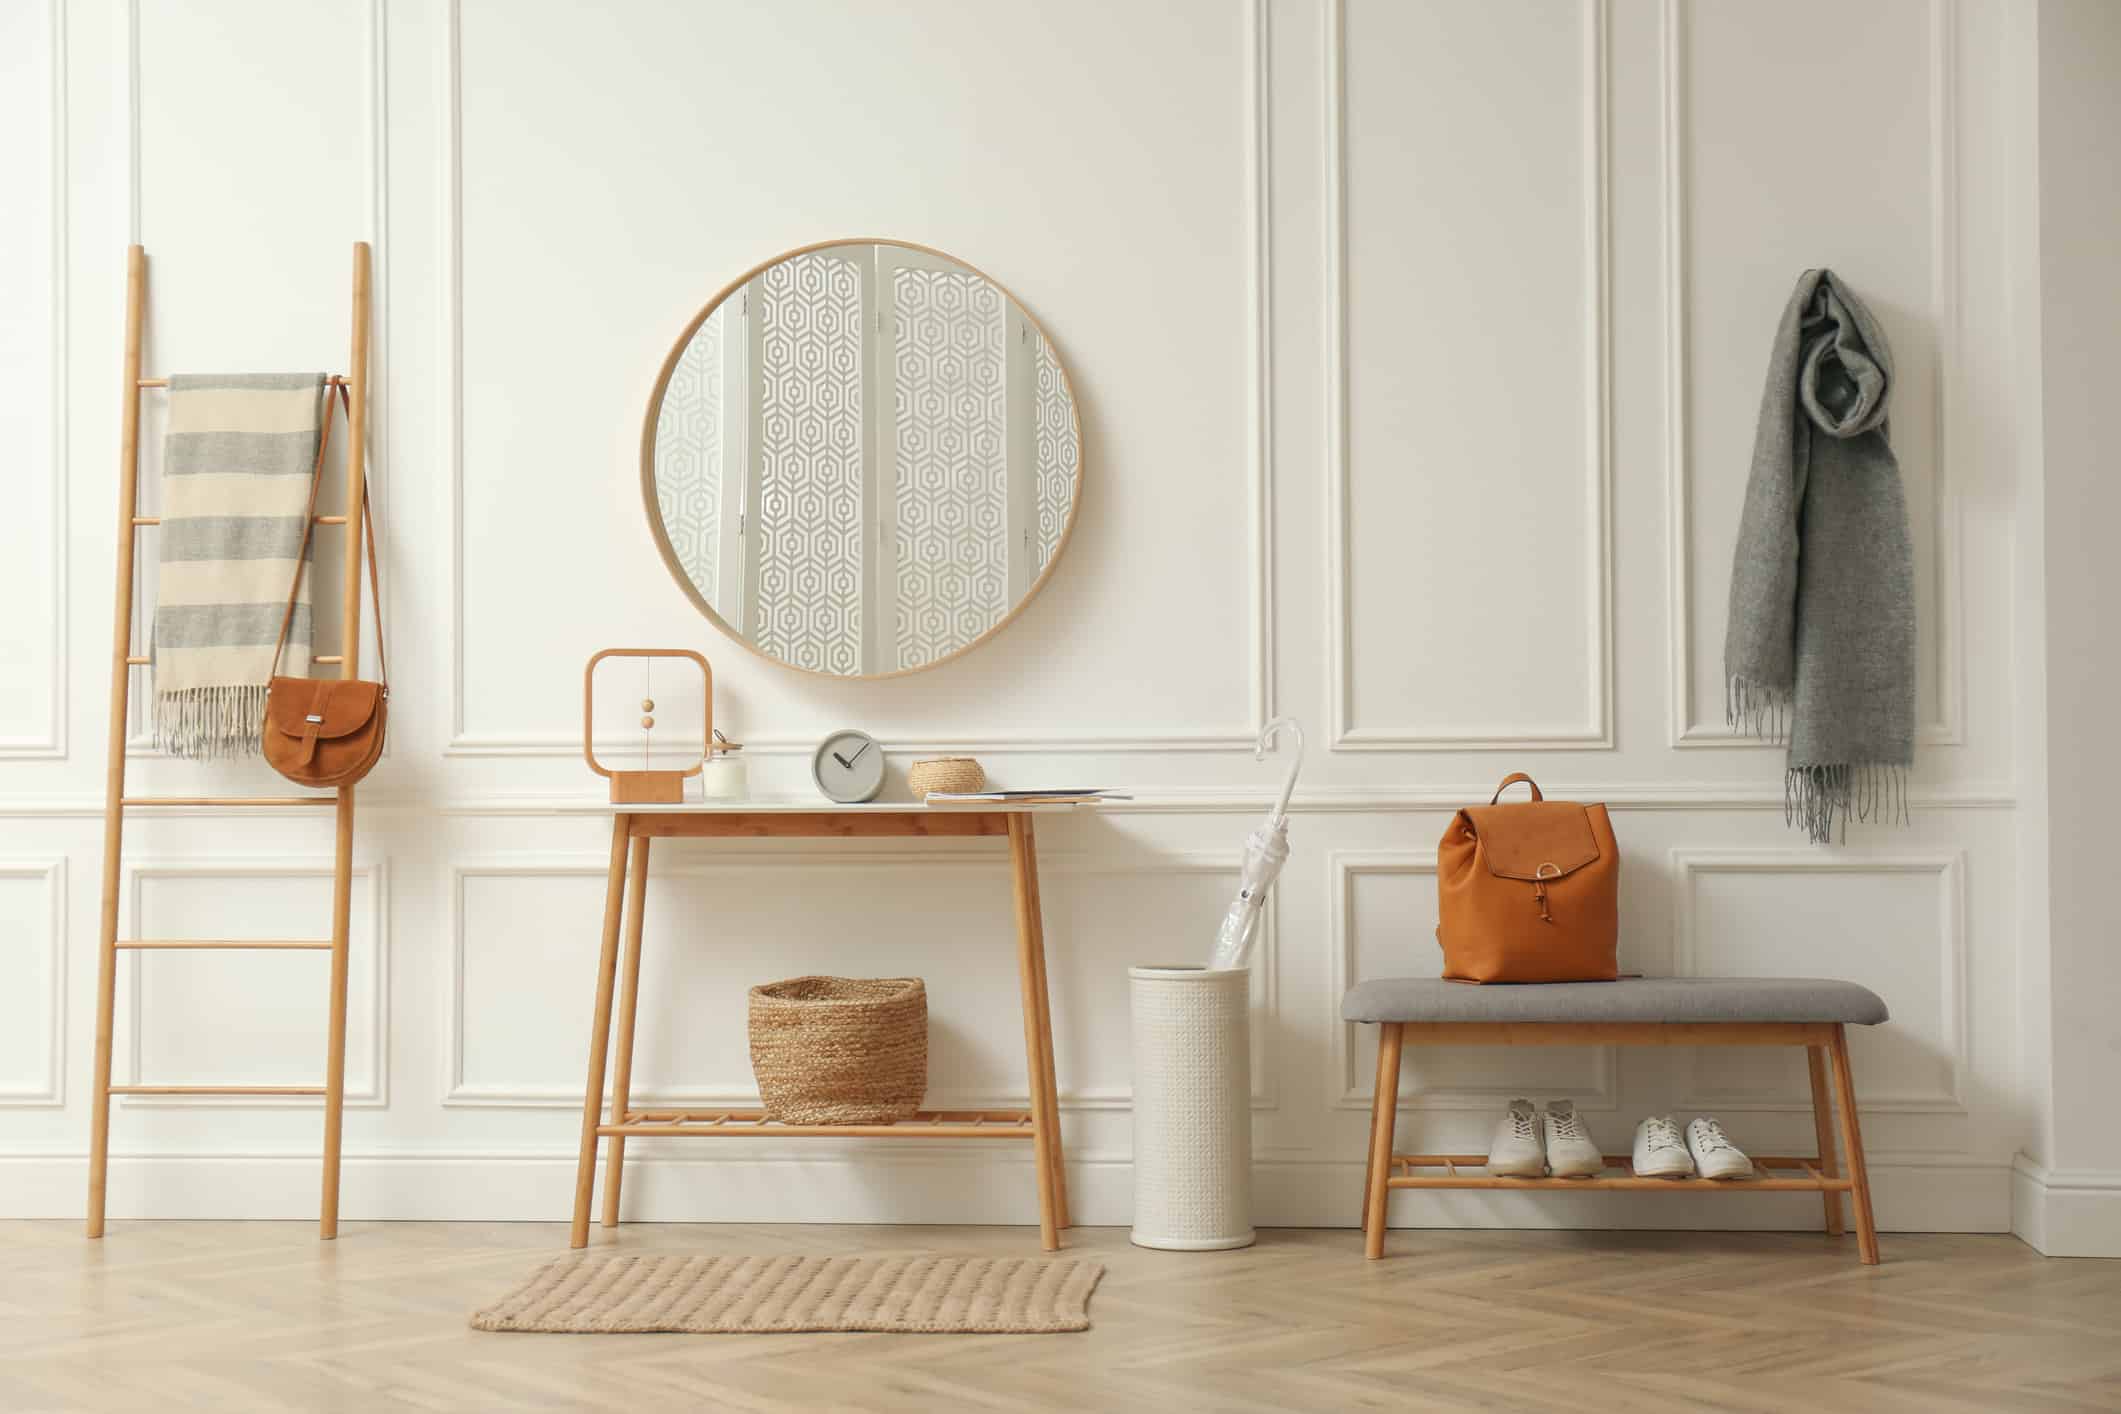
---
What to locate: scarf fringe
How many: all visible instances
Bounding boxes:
[1732,674,1911,843]
[1784,762,1911,845]
[153,683,269,760]
[1725,673,1791,743]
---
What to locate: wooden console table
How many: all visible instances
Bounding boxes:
[567,801,1087,1250]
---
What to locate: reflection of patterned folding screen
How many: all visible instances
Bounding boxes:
[888,266,1008,671]
[653,312,722,599]
[752,251,866,675]
[1032,331,1075,571]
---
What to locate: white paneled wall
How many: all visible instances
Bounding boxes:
[0,0,2039,1233]
[0,861,64,1106]
[1334,0,1610,749]
[1675,0,1957,746]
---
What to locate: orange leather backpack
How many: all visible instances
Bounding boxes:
[1437,773,1618,983]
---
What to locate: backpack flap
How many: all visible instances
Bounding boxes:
[1460,801,1601,881]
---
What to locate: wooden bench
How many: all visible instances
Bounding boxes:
[1343,977,1889,1264]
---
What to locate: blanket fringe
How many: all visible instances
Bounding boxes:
[1784,762,1910,845]
[153,683,269,760]
[1725,673,1790,743]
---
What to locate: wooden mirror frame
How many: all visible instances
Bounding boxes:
[639,237,1087,680]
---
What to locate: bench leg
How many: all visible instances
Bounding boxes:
[1805,1044,1844,1236]
[1826,1025,1880,1265]
[1363,1023,1403,1259]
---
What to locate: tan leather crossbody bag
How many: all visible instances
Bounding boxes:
[1436,773,1619,983]
[262,383,387,789]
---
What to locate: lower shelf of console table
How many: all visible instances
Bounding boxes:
[601,1109,1036,1141]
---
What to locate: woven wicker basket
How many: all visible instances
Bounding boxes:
[907,756,986,797]
[748,976,927,1125]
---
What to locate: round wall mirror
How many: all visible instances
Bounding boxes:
[643,239,1084,678]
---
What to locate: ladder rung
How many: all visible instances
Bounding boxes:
[133,515,347,527]
[118,939,333,951]
[313,655,345,665]
[127,656,148,665]
[138,376,351,389]
[121,796,335,807]
[108,1093,326,1102]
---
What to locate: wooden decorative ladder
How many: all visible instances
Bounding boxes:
[86,242,376,1239]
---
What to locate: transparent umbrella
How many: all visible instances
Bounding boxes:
[1208,717,1304,971]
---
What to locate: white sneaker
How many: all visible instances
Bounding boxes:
[1632,1115,1696,1178]
[1542,1101,1603,1178]
[1686,1116,1753,1180]
[1486,1098,1546,1177]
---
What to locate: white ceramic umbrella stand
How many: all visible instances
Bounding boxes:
[1128,964,1254,1251]
[1129,718,1303,1252]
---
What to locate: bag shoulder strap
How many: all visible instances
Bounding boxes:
[270,382,386,685]
[1490,773,1544,804]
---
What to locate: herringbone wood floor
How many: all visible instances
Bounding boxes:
[3,1222,2115,1413]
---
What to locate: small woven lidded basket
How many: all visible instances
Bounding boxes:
[907,756,986,797]
[747,976,927,1125]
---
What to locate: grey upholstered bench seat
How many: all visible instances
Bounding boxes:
[1340,976,1889,1026]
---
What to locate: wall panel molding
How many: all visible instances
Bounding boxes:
[1663,0,1966,749]
[0,780,2022,819]
[1,0,67,758]
[442,0,1273,757]
[0,859,66,1106]
[446,849,1278,1111]
[117,858,390,1109]
[1327,851,1619,1112]
[1325,0,1614,752]
[1671,848,1967,1114]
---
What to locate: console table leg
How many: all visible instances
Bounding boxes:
[570,816,631,1249]
[1806,1044,1844,1236]
[601,834,652,1228]
[1022,824,1068,1229]
[1008,815,1061,1251]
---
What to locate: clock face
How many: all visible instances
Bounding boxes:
[812,729,886,803]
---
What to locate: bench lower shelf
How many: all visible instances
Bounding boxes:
[597,1108,1036,1141]
[1387,1153,1850,1193]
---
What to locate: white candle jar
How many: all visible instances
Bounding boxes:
[700,734,748,800]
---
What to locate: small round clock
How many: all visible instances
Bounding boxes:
[812,728,886,803]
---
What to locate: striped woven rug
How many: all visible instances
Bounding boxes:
[471,1255,1103,1335]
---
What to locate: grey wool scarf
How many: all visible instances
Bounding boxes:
[1723,270,1915,844]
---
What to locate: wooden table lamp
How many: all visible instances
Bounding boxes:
[583,648,713,804]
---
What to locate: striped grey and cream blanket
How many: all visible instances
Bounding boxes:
[152,373,325,758]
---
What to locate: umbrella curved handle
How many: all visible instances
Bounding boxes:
[1256,716,1305,822]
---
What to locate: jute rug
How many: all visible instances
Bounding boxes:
[471,1255,1104,1334]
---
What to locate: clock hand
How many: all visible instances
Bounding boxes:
[831,750,854,769]
[846,739,876,766]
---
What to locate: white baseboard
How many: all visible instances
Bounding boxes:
[2012,1154,2121,1257]
[1,1150,2013,1234]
